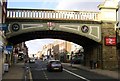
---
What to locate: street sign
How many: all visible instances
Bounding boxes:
[0,24,8,31]
[105,37,116,46]
[6,46,13,52]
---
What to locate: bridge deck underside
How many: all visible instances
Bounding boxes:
[7,30,98,47]
[6,18,101,24]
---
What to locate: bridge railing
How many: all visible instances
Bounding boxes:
[7,8,100,21]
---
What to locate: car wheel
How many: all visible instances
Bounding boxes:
[47,68,49,71]
[60,69,63,72]
[47,68,51,72]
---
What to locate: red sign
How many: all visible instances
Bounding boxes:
[105,37,116,45]
[47,22,55,27]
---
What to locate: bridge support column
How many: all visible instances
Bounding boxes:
[98,0,118,70]
[101,22,118,70]
[84,44,102,69]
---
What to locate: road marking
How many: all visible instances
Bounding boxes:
[43,71,48,80]
[29,69,33,81]
[42,68,48,80]
[64,69,90,81]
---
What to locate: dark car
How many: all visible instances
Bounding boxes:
[29,58,35,63]
[47,60,63,72]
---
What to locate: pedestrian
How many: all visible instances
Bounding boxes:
[70,51,74,67]
[93,60,97,69]
[25,59,28,63]
[90,60,93,69]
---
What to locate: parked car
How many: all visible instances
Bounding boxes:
[29,58,35,63]
[47,60,63,72]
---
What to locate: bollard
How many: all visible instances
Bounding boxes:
[24,66,29,81]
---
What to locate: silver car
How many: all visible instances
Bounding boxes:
[47,60,63,72]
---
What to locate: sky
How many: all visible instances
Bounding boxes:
[7,0,105,11]
[25,39,55,54]
[7,0,119,54]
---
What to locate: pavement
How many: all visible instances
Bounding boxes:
[1,61,119,81]
[2,62,25,81]
[62,63,119,79]
[2,62,33,81]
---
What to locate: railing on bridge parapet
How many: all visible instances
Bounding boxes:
[7,8,100,21]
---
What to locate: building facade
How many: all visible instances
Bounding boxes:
[0,0,7,80]
[12,42,28,63]
[58,41,72,62]
[39,40,80,62]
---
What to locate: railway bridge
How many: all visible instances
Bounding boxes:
[1,0,119,70]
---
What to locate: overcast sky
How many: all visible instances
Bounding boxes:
[7,0,119,54]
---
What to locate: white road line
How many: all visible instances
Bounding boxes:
[42,68,48,80]
[29,69,33,81]
[43,71,48,80]
[64,69,90,81]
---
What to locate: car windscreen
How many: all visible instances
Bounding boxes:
[50,61,61,64]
